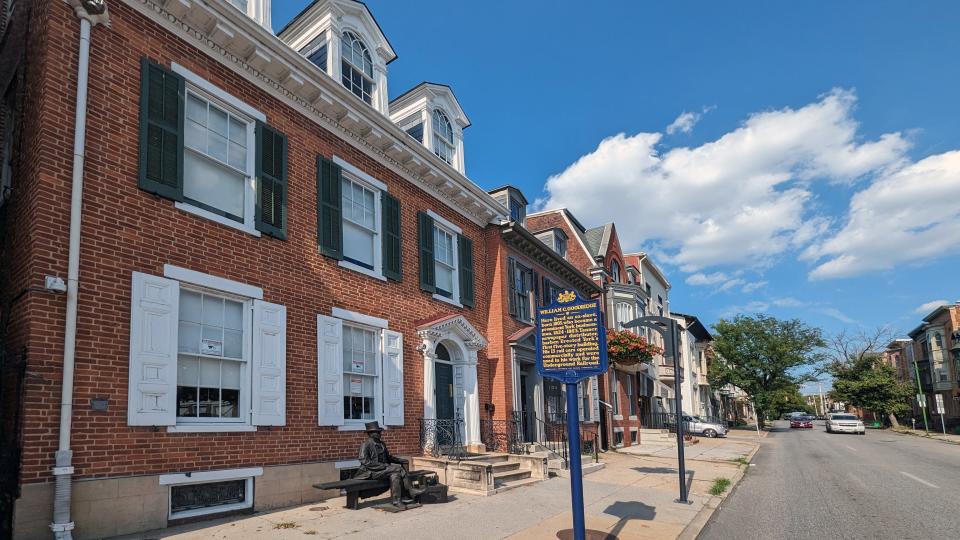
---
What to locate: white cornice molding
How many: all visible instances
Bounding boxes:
[125,0,503,226]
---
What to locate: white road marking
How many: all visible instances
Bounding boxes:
[844,445,857,452]
[900,472,939,488]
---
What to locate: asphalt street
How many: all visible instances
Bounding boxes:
[699,420,960,540]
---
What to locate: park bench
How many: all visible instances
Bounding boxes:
[313,469,446,510]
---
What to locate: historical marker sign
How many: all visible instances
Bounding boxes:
[536,290,608,384]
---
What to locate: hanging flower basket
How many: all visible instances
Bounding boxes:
[606,330,662,367]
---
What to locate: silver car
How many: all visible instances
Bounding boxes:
[682,414,728,438]
[825,413,865,435]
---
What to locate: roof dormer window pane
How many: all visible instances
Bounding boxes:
[307,43,328,73]
[432,109,455,165]
[341,31,374,104]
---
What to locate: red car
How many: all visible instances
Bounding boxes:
[790,416,814,429]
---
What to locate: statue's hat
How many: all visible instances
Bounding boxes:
[364,421,383,433]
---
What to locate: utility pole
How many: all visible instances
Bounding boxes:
[909,345,930,433]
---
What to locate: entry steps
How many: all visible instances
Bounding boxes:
[464,454,543,492]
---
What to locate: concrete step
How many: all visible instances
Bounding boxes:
[493,469,532,484]
[553,461,606,478]
[493,476,542,494]
[491,461,520,473]
[463,453,511,464]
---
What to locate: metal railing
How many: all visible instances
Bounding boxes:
[419,411,465,460]
[479,412,524,454]
[528,413,568,468]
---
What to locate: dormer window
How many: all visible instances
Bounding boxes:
[554,234,567,259]
[610,260,621,283]
[341,31,374,105]
[432,110,455,165]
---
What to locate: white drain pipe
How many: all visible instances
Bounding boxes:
[51,2,109,538]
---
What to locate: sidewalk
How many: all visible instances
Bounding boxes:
[620,434,759,463]
[115,449,754,540]
[890,427,960,445]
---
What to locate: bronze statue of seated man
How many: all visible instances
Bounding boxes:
[353,421,425,509]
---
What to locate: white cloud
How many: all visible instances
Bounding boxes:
[914,299,950,314]
[772,297,807,307]
[815,307,858,324]
[806,151,960,279]
[741,281,768,293]
[720,301,771,318]
[686,272,729,286]
[538,89,910,275]
[666,111,700,135]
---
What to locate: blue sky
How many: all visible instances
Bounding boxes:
[275,1,960,352]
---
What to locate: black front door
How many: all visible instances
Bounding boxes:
[519,374,531,441]
[434,363,455,446]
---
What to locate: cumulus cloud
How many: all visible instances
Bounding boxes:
[686,272,729,286]
[740,281,768,293]
[538,89,910,275]
[914,299,950,314]
[666,111,701,135]
[805,151,960,279]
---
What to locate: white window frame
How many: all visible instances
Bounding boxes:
[341,321,383,426]
[611,374,621,418]
[554,234,567,258]
[432,109,455,165]
[171,64,265,237]
[428,210,462,307]
[340,30,375,105]
[163,265,262,433]
[161,466,262,520]
[334,156,387,281]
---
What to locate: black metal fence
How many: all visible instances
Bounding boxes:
[419,412,466,460]
[479,412,524,454]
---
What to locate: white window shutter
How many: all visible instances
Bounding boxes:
[577,383,585,422]
[127,271,179,426]
[591,376,601,422]
[252,300,286,426]
[382,330,404,426]
[317,315,344,426]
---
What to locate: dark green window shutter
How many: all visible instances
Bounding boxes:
[532,270,540,310]
[542,277,553,305]
[255,122,288,239]
[458,234,475,308]
[317,155,343,259]
[418,211,435,293]
[138,57,184,201]
[507,257,517,316]
[382,192,402,281]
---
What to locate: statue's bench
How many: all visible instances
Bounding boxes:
[314,469,446,510]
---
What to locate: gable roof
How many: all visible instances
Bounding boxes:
[279,0,398,64]
[390,82,471,128]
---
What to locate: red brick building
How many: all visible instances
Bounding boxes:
[0,1,511,537]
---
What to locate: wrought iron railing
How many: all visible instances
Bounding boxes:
[479,412,524,454]
[527,413,568,468]
[419,411,465,460]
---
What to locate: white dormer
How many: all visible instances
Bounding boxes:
[278,0,398,115]
[389,83,470,174]
[227,0,272,32]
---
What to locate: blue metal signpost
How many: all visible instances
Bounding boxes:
[536,290,609,540]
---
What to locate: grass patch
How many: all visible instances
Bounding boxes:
[274,521,299,530]
[731,456,749,467]
[709,477,731,496]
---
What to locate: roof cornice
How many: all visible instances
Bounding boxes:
[125,0,505,226]
[500,223,601,296]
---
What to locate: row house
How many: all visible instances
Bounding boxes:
[670,313,715,420]
[484,186,602,453]
[0,0,517,538]
[906,303,960,428]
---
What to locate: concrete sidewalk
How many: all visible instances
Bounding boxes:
[619,435,758,463]
[115,450,753,540]
[890,427,960,445]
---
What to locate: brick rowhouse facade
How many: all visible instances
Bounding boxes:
[1,1,509,538]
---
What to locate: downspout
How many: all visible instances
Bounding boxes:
[51,2,108,539]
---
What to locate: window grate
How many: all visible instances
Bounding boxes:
[171,480,245,515]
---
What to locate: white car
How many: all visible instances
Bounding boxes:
[825,413,865,435]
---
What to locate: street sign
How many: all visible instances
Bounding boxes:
[536,290,609,540]
[935,394,945,414]
[536,290,608,384]
[917,394,927,408]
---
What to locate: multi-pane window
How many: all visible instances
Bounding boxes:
[626,375,636,415]
[341,177,378,269]
[615,302,634,331]
[432,109,455,165]
[509,197,525,223]
[342,325,379,421]
[177,290,246,421]
[611,376,620,415]
[610,261,621,283]
[341,31,374,104]
[554,235,567,258]
[434,226,456,298]
[513,261,533,322]
[579,380,590,421]
[184,91,251,222]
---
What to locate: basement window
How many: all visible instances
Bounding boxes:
[160,467,261,520]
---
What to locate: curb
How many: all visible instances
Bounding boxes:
[888,429,960,446]
[676,441,761,540]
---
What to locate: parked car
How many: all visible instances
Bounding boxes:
[790,416,813,429]
[680,414,728,438]
[825,413,865,435]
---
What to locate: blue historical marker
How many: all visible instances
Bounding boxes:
[536,290,608,540]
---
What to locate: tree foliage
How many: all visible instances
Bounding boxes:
[709,314,826,427]
[829,353,914,421]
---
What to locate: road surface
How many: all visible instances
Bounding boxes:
[699,420,960,540]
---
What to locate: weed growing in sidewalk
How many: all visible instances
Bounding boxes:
[731,456,750,467]
[709,477,731,496]
[274,521,299,530]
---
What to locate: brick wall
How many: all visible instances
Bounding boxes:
[13,2,494,484]
[527,211,596,275]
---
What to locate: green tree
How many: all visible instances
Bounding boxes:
[709,314,826,427]
[829,354,914,426]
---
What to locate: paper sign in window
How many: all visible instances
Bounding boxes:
[350,376,362,395]
[201,338,223,356]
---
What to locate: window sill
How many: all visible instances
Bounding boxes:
[175,202,260,237]
[167,424,257,433]
[628,415,638,421]
[338,260,386,281]
[613,415,624,421]
[432,293,463,308]
[338,423,389,432]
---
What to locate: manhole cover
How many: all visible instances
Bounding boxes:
[556,529,616,540]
